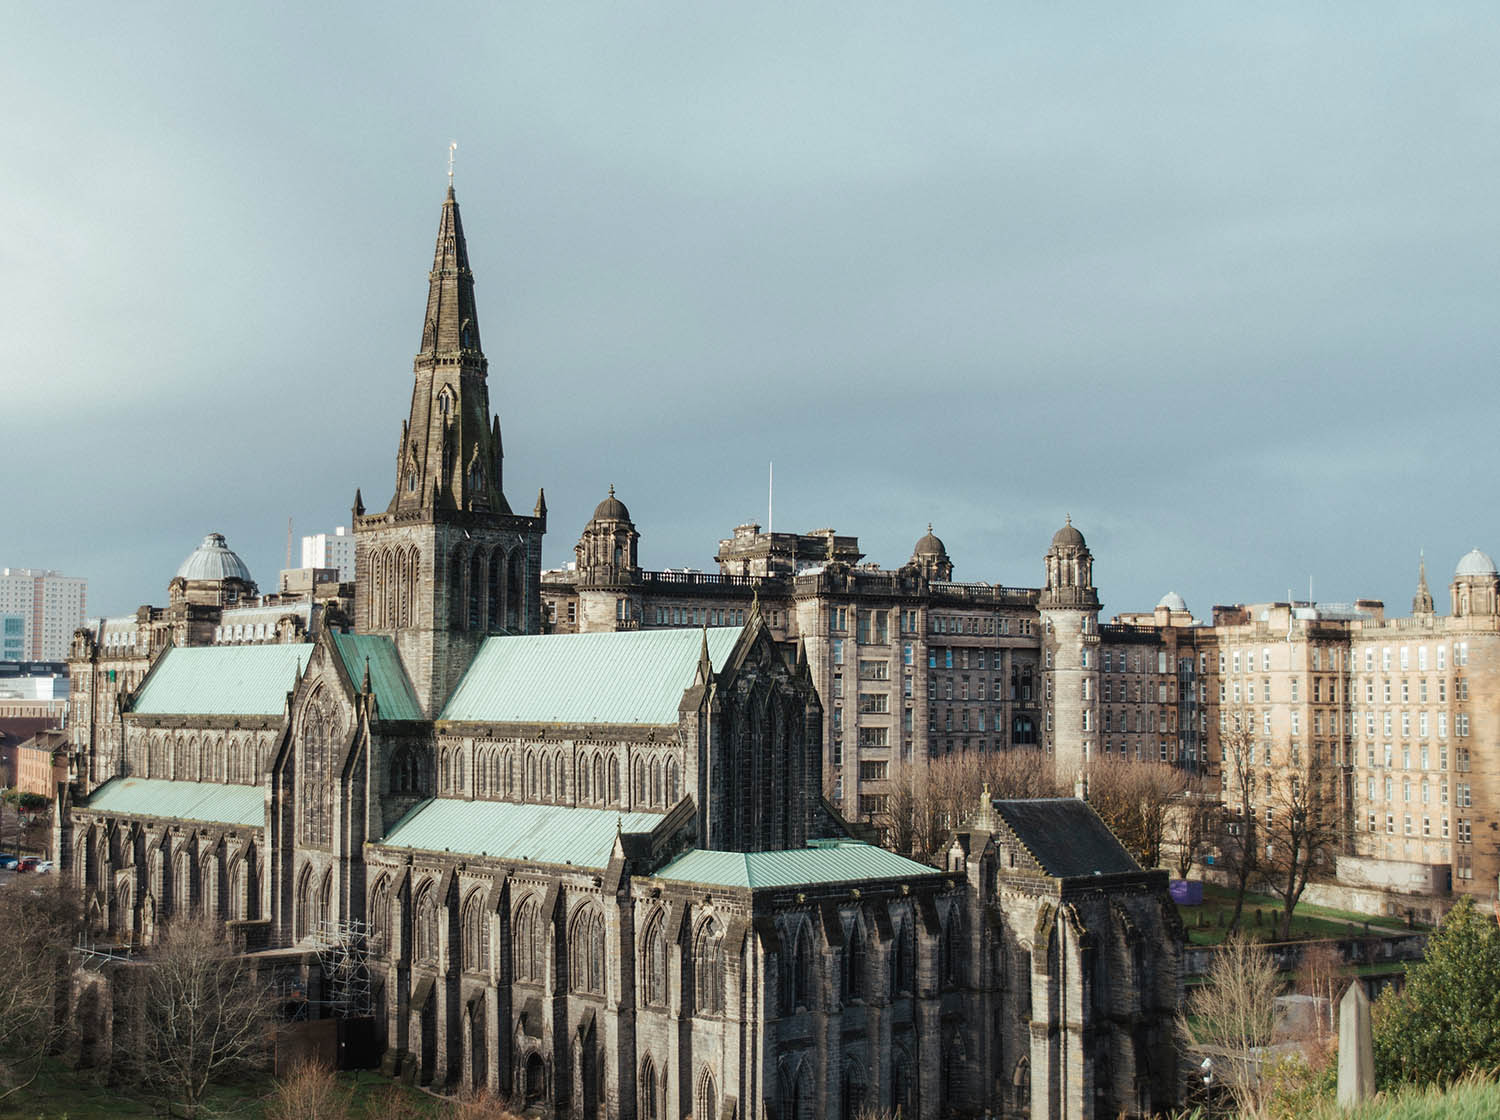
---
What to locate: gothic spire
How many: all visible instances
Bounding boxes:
[1413,551,1435,616]
[419,186,483,360]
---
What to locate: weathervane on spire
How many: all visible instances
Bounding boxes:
[448,141,458,187]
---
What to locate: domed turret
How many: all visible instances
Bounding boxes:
[908,524,953,581]
[592,485,632,523]
[1051,518,1086,549]
[576,486,640,586]
[176,533,254,583]
[1451,547,1499,618]
[1455,549,1497,578]
[1156,591,1188,612]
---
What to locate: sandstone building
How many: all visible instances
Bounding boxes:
[60,185,1182,1119]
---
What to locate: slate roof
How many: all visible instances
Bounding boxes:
[81,777,265,827]
[441,627,742,726]
[991,798,1139,878]
[132,644,311,716]
[653,839,942,890]
[330,632,423,720]
[381,798,661,869]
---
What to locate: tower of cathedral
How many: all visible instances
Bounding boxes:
[353,186,547,715]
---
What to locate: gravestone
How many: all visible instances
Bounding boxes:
[1337,982,1374,1108]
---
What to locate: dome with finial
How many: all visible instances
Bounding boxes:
[1156,591,1188,612]
[1051,516,1085,549]
[914,523,947,557]
[1455,548,1498,578]
[176,532,254,582]
[591,485,632,523]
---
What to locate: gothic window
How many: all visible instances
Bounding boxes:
[783,1061,814,1120]
[526,752,538,799]
[505,752,515,797]
[468,554,483,630]
[609,757,620,804]
[543,752,553,799]
[642,912,667,1006]
[592,754,604,804]
[633,759,646,804]
[462,890,489,973]
[487,550,502,630]
[694,918,725,1015]
[389,745,420,794]
[414,884,439,965]
[891,1050,914,1116]
[695,1068,718,1120]
[512,897,543,983]
[891,918,914,995]
[439,747,450,793]
[578,755,592,802]
[665,757,681,805]
[942,909,964,986]
[785,922,813,1011]
[651,759,662,807]
[300,693,339,848]
[570,907,606,995]
[506,550,524,630]
[450,552,465,630]
[845,921,867,1002]
[555,754,566,801]
[437,386,453,417]
[640,1055,659,1120]
[840,1059,867,1120]
[318,868,333,933]
[295,865,313,941]
[369,877,390,947]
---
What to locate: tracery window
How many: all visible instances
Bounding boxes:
[570,906,606,995]
[642,913,667,1006]
[414,884,439,965]
[512,897,544,983]
[845,921,867,1001]
[784,921,813,1011]
[694,918,725,1014]
[461,890,489,973]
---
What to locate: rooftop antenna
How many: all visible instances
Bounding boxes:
[447,141,457,187]
[285,517,293,569]
[768,461,773,539]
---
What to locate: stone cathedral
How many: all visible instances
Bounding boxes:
[60,186,1182,1119]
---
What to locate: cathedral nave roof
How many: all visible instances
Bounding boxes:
[131,643,312,716]
[381,797,662,869]
[80,777,265,828]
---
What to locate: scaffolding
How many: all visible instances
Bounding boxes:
[313,916,377,1018]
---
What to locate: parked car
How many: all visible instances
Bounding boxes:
[16,857,38,873]
[33,861,53,874]
[0,855,18,870]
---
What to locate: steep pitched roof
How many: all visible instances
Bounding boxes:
[132,644,311,716]
[381,798,659,869]
[81,777,264,827]
[330,632,422,720]
[653,839,941,890]
[441,627,744,725]
[991,798,1139,879]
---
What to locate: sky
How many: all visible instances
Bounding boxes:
[4,5,1498,621]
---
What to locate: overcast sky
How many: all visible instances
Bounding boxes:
[5,5,1498,622]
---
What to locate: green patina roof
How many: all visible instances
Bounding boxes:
[380,798,661,869]
[330,632,423,721]
[132,644,311,716]
[441,627,743,726]
[652,840,942,890]
[81,777,265,827]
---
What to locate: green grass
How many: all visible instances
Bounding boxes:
[1178,883,1425,945]
[0,1058,441,1119]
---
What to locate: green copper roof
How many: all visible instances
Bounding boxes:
[441,627,743,725]
[330,632,423,721]
[81,777,265,827]
[132,644,311,716]
[652,840,942,890]
[380,798,661,869]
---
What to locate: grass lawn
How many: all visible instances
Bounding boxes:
[0,1059,442,1119]
[1177,883,1425,945]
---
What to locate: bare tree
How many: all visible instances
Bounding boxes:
[1177,933,1281,1115]
[1165,774,1218,880]
[1085,757,1187,869]
[1295,941,1349,1038]
[1217,715,1259,934]
[1260,771,1340,940]
[122,916,274,1117]
[876,750,1059,861]
[0,884,83,1097]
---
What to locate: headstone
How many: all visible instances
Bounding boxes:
[1337,982,1374,1107]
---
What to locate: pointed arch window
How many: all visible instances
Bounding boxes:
[642,914,667,1007]
[512,897,543,983]
[783,920,813,1012]
[468,554,483,630]
[845,921,868,1002]
[694,918,725,1014]
[640,1056,659,1120]
[891,917,914,995]
[461,891,489,973]
[942,909,964,987]
[570,907,606,995]
[665,757,681,805]
[414,884,439,965]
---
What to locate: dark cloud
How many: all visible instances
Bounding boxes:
[4,5,1497,622]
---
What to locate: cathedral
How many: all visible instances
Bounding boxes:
[60,186,1182,1119]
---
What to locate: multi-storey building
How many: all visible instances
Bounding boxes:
[0,567,87,661]
[59,183,1182,1119]
[302,525,357,581]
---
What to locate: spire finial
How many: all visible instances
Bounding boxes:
[928,522,933,533]
[1065,513,1071,526]
[447,141,457,187]
[609,484,615,498]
